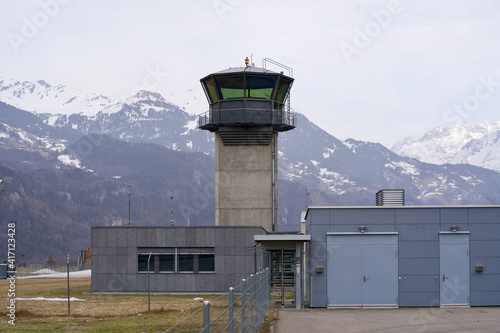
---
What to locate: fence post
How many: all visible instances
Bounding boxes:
[228,287,234,333]
[241,278,246,333]
[256,270,262,326]
[252,272,258,331]
[203,300,210,333]
[261,269,267,324]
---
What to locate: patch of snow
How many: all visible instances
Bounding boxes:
[18,269,91,279]
[33,268,59,274]
[385,161,420,176]
[182,119,198,135]
[58,154,82,168]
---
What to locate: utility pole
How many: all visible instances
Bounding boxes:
[67,253,70,316]
[170,189,174,226]
[128,185,131,225]
[305,189,310,209]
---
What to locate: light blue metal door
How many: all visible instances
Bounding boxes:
[327,244,363,306]
[440,233,470,306]
[363,244,398,306]
[327,234,398,307]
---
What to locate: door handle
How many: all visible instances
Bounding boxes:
[442,274,445,282]
[364,275,366,283]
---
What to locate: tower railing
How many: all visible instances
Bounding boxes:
[198,108,296,131]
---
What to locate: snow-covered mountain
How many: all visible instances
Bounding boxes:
[0,77,119,117]
[391,121,500,173]
[1,76,500,207]
[0,77,209,153]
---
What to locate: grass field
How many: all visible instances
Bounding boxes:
[0,277,276,332]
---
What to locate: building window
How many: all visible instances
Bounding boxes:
[138,254,152,272]
[137,247,214,274]
[198,254,215,272]
[178,254,194,272]
[159,254,175,272]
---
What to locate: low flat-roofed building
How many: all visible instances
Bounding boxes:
[305,205,500,307]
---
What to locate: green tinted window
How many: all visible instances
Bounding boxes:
[246,75,276,99]
[275,78,291,102]
[202,78,219,103]
[215,76,244,99]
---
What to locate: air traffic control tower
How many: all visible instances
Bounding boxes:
[198,58,295,231]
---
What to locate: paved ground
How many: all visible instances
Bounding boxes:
[275,307,500,332]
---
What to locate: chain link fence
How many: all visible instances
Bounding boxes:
[164,267,271,332]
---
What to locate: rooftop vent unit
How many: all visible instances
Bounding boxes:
[376,189,405,206]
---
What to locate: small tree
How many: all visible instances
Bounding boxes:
[46,256,56,267]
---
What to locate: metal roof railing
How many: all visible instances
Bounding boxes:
[197,108,296,131]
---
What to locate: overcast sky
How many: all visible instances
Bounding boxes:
[1,0,499,146]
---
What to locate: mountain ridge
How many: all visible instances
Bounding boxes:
[391,120,500,172]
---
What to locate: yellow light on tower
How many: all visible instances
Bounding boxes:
[245,56,249,67]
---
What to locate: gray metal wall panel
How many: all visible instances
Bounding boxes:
[398,275,439,292]
[399,241,438,258]
[397,224,440,241]
[309,240,327,259]
[471,274,500,290]
[329,224,396,233]
[399,258,439,275]
[395,208,440,224]
[471,291,500,306]
[470,224,500,240]
[440,208,468,225]
[310,224,329,242]
[469,207,500,224]
[470,240,500,257]
[471,258,500,274]
[310,209,330,225]
[330,208,396,225]
[399,292,440,307]
[311,292,327,307]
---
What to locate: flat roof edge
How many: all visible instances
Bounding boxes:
[305,205,500,220]
[254,234,311,242]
